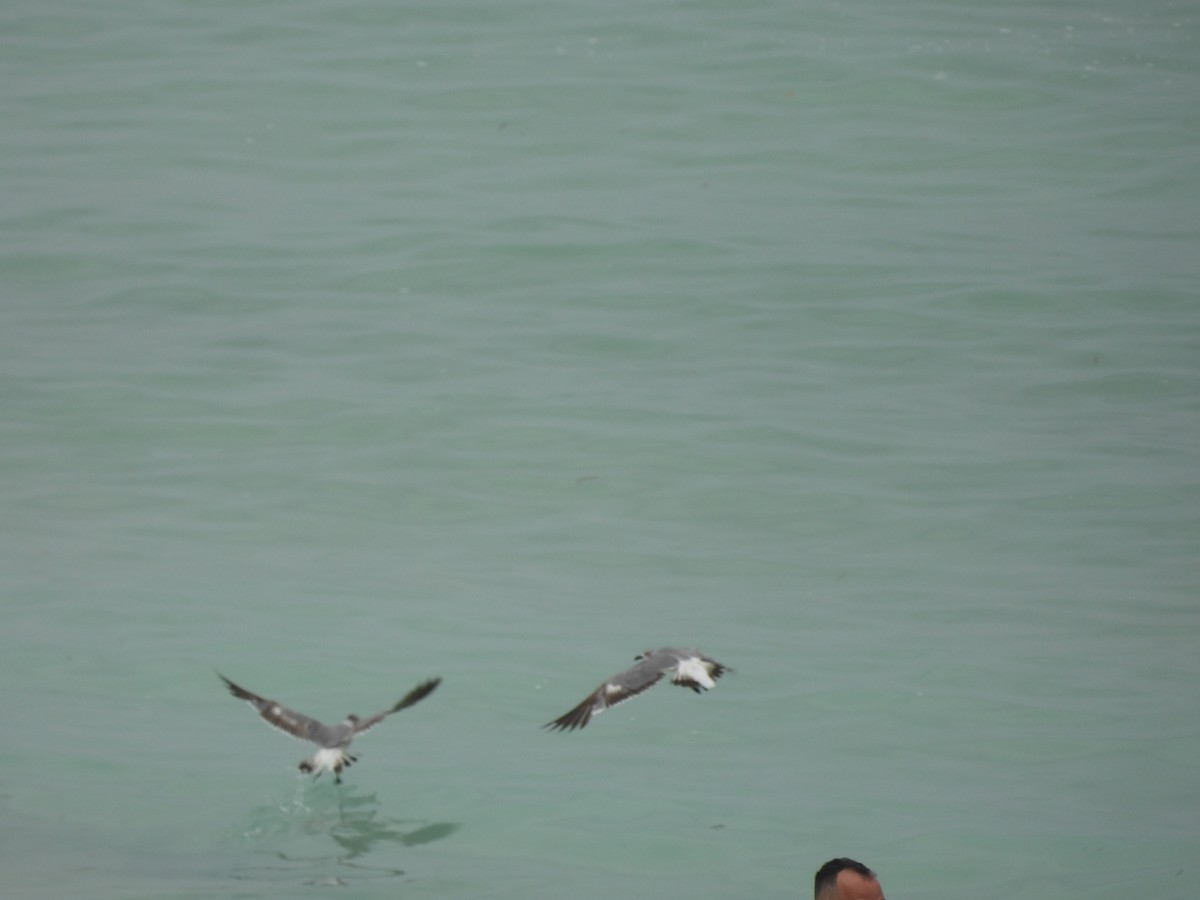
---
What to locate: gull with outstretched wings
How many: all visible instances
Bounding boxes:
[219,673,440,782]
[544,648,730,732]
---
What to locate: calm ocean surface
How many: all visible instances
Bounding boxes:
[3,0,1198,897]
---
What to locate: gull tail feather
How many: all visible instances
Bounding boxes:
[298,748,357,781]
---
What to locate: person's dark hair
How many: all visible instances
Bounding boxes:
[814,857,876,898]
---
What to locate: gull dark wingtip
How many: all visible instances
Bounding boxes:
[218,672,254,701]
[543,715,586,732]
[544,698,593,732]
[389,676,442,713]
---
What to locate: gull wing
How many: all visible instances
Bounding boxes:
[218,673,330,744]
[544,656,667,732]
[352,677,442,735]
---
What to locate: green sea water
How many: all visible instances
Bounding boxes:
[2,1,1198,897]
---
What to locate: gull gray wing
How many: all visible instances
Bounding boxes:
[218,673,331,744]
[352,677,442,735]
[544,655,666,732]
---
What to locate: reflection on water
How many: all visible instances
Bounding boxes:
[235,783,459,885]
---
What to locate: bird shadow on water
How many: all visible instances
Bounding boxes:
[233,782,459,887]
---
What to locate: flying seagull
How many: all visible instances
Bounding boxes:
[544,647,731,732]
[218,673,441,782]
